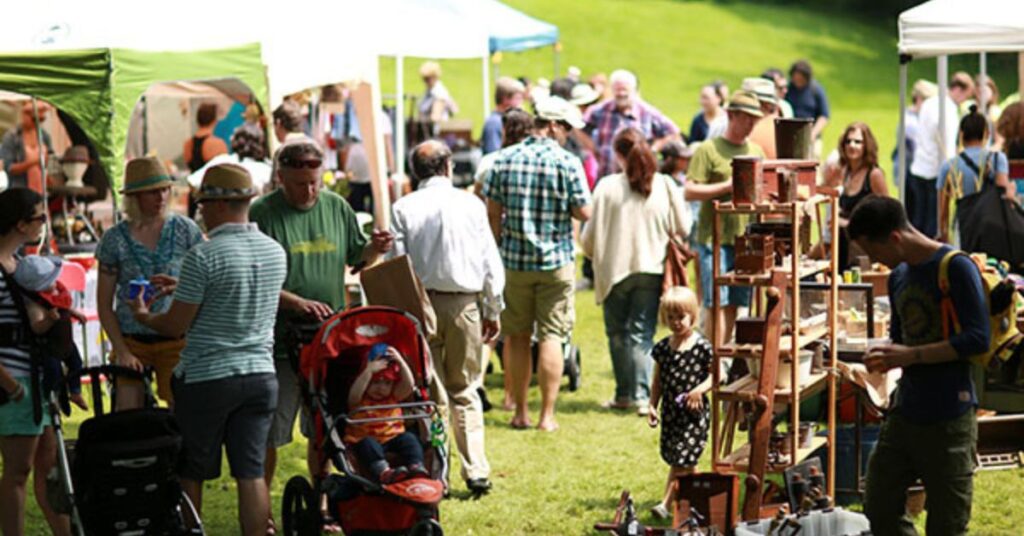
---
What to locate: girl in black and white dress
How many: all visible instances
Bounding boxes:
[647,286,714,519]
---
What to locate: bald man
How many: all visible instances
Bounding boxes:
[388,140,504,495]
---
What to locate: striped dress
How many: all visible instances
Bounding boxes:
[172,223,287,384]
[0,274,31,378]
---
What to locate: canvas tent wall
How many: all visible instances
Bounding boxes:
[895,0,1024,200]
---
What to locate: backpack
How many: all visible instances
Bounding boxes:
[938,250,1023,367]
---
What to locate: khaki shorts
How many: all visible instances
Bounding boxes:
[501,263,575,342]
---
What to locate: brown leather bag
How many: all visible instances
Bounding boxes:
[661,176,694,295]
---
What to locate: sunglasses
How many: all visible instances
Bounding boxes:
[23,215,46,223]
[279,157,323,170]
[843,139,864,146]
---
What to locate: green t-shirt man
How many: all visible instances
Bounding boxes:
[249,189,368,359]
[688,136,766,246]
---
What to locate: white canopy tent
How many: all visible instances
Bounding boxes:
[368,0,559,180]
[896,0,1024,200]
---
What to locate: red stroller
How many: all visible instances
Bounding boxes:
[281,306,447,536]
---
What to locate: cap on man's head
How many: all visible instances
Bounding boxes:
[570,83,601,107]
[196,163,258,202]
[419,61,442,79]
[741,77,776,105]
[726,90,764,118]
[535,96,585,129]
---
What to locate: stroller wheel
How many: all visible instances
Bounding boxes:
[565,344,581,392]
[410,518,444,536]
[282,476,319,536]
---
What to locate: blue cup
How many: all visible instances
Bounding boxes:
[128,279,154,301]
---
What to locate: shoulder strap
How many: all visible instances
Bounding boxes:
[938,249,971,338]
[0,262,43,423]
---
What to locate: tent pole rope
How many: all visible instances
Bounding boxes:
[898,58,908,202]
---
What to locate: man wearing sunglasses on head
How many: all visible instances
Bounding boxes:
[249,137,393,532]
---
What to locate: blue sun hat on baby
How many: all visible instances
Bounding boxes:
[13,255,63,292]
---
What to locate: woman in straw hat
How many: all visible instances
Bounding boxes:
[95,157,203,407]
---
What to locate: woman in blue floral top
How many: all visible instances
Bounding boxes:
[96,157,203,405]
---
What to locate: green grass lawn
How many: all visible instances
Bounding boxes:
[13,270,1024,534]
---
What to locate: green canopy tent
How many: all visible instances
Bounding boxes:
[0,43,268,196]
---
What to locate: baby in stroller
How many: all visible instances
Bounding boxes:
[346,343,429,484]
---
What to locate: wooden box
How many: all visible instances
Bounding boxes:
[735,233,774,273]
[735,316,766,344]
[762,159,818,200]
[732,156,764,204]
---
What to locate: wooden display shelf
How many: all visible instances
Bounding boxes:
[714,260,831,287]
[715,436,828,474]
[718,324,829,359]
[716,370,829,404]
[715,201,797,215]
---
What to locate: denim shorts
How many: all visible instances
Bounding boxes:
[173,372,277,480]
[0,377,51,436]
[697,243,752,308]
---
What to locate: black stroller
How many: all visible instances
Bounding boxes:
[51,365,203,535]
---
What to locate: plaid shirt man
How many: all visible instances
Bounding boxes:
[585,99,680,178]
[483,136,591,272]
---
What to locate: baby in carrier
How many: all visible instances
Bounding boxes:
[13,255,87,412]
[345,343,428,484]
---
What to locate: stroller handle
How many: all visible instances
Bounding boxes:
[342,400,437,425]
[66,365,157,417]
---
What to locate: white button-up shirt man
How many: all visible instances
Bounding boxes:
[388,140,503,495]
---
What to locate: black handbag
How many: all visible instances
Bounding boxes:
[956,153,1024,271]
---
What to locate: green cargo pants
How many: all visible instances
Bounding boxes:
[864,409,977,536]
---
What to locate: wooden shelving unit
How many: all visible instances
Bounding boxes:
[709,196,839,501]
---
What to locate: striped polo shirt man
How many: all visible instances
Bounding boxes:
[173,222,287,383]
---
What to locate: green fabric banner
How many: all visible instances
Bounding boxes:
[0,43,268,197]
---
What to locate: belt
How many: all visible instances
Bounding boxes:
[426,289,479,296]
[125,334,184,345]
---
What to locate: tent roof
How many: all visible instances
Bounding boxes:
[462,0,559,53]
[898,0,1024,58]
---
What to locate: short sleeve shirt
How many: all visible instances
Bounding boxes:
[585,99,680,177]
[688,137,766,246]
[173,223,287,383]
[785,80,830,122]
[937,148,1009,198]
[481,111,503,154]
[483,136,591,272]
[249,189,367,358]
[95,214,204,336]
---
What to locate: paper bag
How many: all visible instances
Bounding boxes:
[360,255,437,337]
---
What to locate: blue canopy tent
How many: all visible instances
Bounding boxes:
[379,0,560,179]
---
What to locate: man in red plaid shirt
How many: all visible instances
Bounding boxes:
[584,69,681,178]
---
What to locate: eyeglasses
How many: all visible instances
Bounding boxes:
[843,139,864,147]
[279,157,323,170]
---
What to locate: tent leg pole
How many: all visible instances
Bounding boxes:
[938,55,950,160]
[553,45,560,80]
[483,55,491,127]
[980,52,988,114]
[30,97,50,253]
[898,60,908,203]
[395,55,405,198]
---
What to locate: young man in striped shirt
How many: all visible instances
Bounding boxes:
[131,163,287,536]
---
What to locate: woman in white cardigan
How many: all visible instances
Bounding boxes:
[581,128,691,414]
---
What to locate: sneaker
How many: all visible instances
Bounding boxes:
[466,478,493,495]
[380,466,409,484]
[406,463,429,479]
[650,503,670,519]
[635,403,650,416]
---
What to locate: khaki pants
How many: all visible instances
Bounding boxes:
[427,291,490,481]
